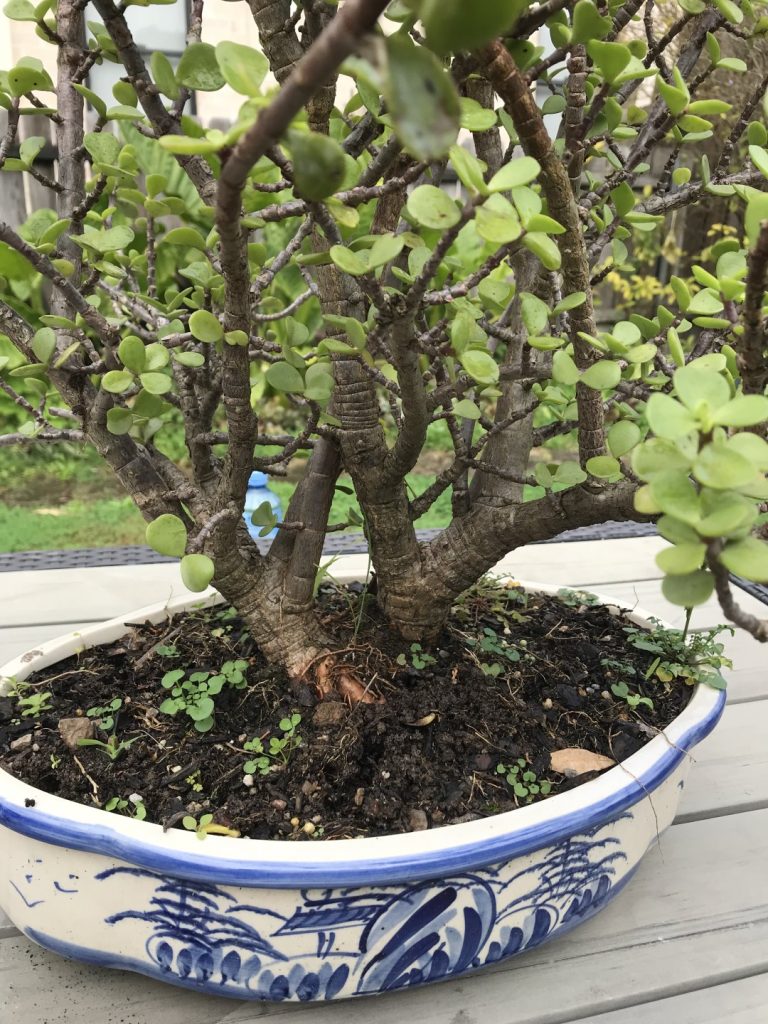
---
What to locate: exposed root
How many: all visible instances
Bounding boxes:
[313,654,381,704]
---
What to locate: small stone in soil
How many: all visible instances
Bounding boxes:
[553,684,581,709]
[312,702,347,727]
[354,787,365,806]
[408,808,428,831]
[10,733,32,752]
[57,717,95,751]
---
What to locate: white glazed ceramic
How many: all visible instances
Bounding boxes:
[0,581,725,1002]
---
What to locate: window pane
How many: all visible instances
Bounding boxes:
[86,1,187,54]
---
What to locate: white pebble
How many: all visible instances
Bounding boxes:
[243,774,254,787]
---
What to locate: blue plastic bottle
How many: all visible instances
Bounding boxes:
[243,471,282,540]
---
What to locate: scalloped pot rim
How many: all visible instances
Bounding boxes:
[0,578,725,888]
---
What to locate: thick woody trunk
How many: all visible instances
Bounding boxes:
[212,541,377,702]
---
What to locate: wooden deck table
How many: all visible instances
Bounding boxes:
[1,535,766,1023]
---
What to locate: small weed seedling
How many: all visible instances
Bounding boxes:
[610,680,654,710]
[78,734,138,762]
[86,697,123,732]
[496,758,553,804]
[185,770,204,793]
[159,668,222,732]
[182,813,240,841]
[396,644,436,670]
[155,644,179,657]
[159,659,250,732]
[467,626,521,677]
[49,753,61,770]
[105,795,147,820]
[221,659,249,689]
[244,714,303,776]
[557,588,600,608]
[10,682,53,719]
[623,622,733,691]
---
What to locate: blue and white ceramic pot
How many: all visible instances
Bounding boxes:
[0,582,724,1002]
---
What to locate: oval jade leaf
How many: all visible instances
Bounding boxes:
[488,156,542,193]
[146,514,188,558]
[176,42,225,92]
[180,553,215,592]
[286,130,347,202]
[407,184,461,231]
[661,569,715,607]
[607,420,641,457]
[586,455,621,479]
[693,444,757,490]
[656,543,706,575]
[265,361,305,393]
[719,537,768,582]
[118,334,146,373]
[101,369,134,393]
[422,0,528,55]
[215,41,268,98]
[459,349,499,386]
[189,309,223,343]
[580,359,621,390]
[713,394,768,427]
[383,33,460,161]
[139,371,173,395]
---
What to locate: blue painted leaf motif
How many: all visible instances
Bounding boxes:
[356,876,496,993]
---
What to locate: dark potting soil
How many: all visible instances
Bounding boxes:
[0,580,691,841]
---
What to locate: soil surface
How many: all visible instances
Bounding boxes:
[0,580,691,841]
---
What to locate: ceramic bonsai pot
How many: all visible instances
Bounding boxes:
[0,581,725,1002]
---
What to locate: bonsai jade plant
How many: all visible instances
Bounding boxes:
[0,0,767,1001]
[1,0,768,678]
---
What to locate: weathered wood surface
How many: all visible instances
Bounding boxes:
[1,536,766,1021]
[568,974,768,1024]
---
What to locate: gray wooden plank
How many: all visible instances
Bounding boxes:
[2,809,767,1024]
[677,700,768,822]
[0,539,669,630]
[494,536,667,586]
[0,909,16,940]
[567,973,768,1024]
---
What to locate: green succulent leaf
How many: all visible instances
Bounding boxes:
[459,349,499,386]
[580,360,621,390]
[384,33,461,161]
[146,514,188,558]
[189,309,223,344]
[266,361,305,393]
[180,554,215,593]
[661,570,715,607]
[215,41,268,97]
[407,184,462,230]
[488,156,542,193]
[176,42,225,92]
[719,538,768,582]
[656,543,706,575]
[607,420,641,457]
[286,130,347,202]
[421,0,528,54]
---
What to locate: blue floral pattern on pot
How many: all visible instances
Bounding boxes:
[18,815,631,1001]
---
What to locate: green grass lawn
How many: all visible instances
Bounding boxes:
[0,437,554,553]
[0,474,459,552]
